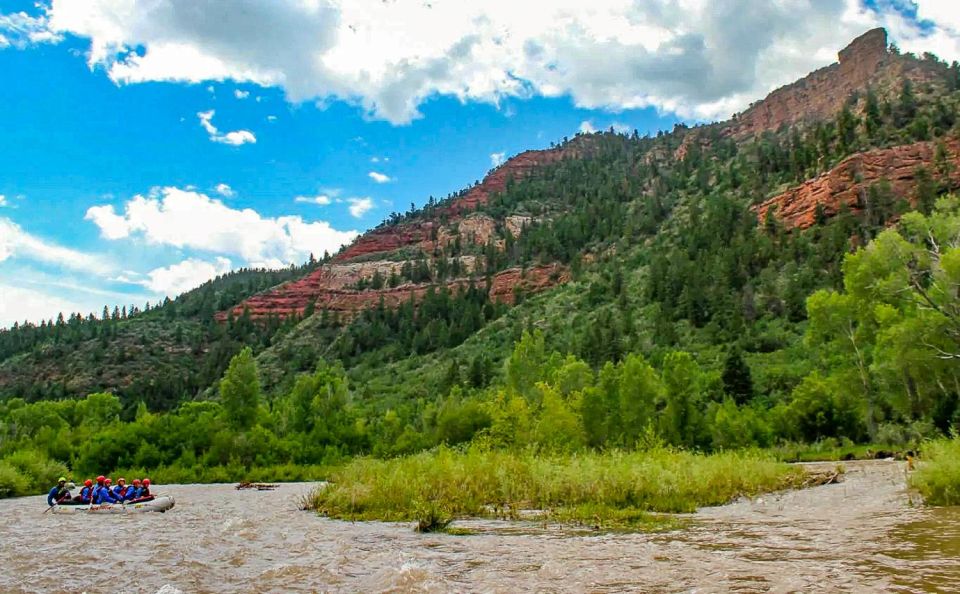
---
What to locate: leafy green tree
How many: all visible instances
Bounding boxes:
[618,354,660,444]
[219,347,261,430]
[659,351,703,448]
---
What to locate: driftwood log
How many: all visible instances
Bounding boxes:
[236,482,280,491]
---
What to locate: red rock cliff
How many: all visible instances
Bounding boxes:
[217,264,568,321]
[753,137,960,229]
[726,28,942,139]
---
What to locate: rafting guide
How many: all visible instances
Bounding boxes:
[46,476,174,514]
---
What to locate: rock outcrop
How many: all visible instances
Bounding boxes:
[217,144,581,322]
[218,264,567,321]
[726,29,943,139]
[335,143,581,262]
[753,137,960,229]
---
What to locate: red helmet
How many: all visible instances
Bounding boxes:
[132,479,141,486]
[142,479,151,486]
[105,478,112,485]
[84,479,93,487]
[96,475,105,483]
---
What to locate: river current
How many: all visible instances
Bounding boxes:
[0,460,956,593]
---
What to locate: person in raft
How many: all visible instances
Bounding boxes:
[133,478,152,501]
[73,479,94,504]
[46,477,72,506]
[94,477,120,504]
[112,477,131,501]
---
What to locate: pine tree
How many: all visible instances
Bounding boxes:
[721,348,754,405]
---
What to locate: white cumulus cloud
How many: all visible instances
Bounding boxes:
[0,195,6,207]
[197,109,256,146]
[368,171,392,184]
[135,256,234,297]
[490,152,506,167]
[578,121,596,134]
[214,183,234,197]
[27,0,956,124]
[347,197,374,218]
[234,89,249,99]
[85,187,358,268]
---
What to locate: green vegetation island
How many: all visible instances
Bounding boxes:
[3,37,960,525]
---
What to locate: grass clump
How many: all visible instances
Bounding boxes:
[310,445,805,531]
[911,438,960,506]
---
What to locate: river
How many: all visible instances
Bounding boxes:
[0,460,956,593]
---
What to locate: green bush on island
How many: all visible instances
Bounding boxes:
[309,445,805,529]
[911,438,960,506]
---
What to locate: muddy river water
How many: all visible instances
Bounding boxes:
[0,460,957,593]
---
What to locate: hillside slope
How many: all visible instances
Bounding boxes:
[1,27,958,420]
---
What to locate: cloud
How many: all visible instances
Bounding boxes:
[368,171,392,184]
[234,89,249,99]
[85,187,358,268]
[0,10,62,49]
[266,114,277,122]
[134,257,233,297]
[295,194,333,206]
[214,183,234,197]
[490,152,506,167]
[347,197,374,218]
[0,195,6,207]
[33,1,960,124]
[578,121,596,134]
[197,110,256,146]
[0,217,110,274]
[0,284,93,327]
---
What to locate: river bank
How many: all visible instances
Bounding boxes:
[0,460,957,592]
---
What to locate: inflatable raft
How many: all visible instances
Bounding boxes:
[51,496,175,514]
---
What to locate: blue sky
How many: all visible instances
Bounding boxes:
[0,0,957,327]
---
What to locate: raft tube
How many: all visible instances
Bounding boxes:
[51,496,175,514]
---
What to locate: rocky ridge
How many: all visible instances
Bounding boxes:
[727,28,943,140]
[753,136,960,229]
[219,144,581,321]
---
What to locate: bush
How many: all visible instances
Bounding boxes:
[911,438,960,505]
[0,450,69,497]
[0,463,29,498]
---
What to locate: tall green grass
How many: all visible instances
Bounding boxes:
[309,446,806,530]
[911,438,960,506]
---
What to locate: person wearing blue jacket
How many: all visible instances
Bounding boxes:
[112,477,131,500]
[72,479,94,504]
[46,477,71,506]
[95,478,120,504]
[125,479,142,501]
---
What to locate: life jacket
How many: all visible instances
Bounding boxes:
[79,486,92,502]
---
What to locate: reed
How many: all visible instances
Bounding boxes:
[309,445,805,530]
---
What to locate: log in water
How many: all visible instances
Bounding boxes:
[0,460,956,593]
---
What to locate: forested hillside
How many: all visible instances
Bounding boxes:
[2,29,960,493]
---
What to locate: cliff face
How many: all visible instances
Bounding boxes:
[725,29,942,139]
[218,144,579,322]
[335,144,580,262]
[220,264,566,321]
[753,137,960,229]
